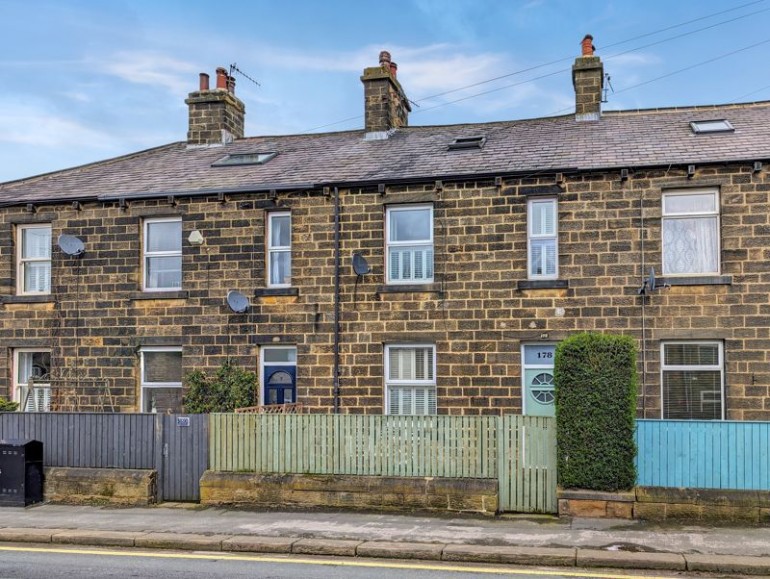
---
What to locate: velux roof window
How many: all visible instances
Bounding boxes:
[447,136,486,150]
[690,120,734,134]
[212,152,277,167]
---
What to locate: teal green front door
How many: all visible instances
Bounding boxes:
[523,344,556,417]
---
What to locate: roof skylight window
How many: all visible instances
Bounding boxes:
[212,152,277,167]
[690,120,734,134]
[448,136,486,150]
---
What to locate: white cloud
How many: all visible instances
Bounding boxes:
[62,91,92,103]
[96,51,198,94]
[399,52,508,96]
[0,103,116,149]
[605,52,660,67]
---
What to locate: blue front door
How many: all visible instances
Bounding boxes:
[264,365,296,405]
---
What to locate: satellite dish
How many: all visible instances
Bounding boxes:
[352,252,371,276]
[637,267,657,295]
[58,234,85,257]
[647,267,656,292]
[226,290,250,313]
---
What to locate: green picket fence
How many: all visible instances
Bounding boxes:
[498,415,558,513]
[209,413,557,513]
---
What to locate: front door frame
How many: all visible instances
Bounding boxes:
[521,342,557,417]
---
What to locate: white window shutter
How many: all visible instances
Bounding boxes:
[390,250,402,281]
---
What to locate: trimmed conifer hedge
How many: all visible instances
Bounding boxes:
[554,333,638,491]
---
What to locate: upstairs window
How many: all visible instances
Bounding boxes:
[386,205,434,284]
[385,344,436,415]
[662,189,719,276]
[267,212,291,287]
[527,198,558,279]
[17,224,51,295]
[143,217,182,291]
[662,341,723,420]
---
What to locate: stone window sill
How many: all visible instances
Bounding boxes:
[131,290,189,300]
[254,287,299,297]
[660,275,732,287]
[376,283,443,295]
[1,295,55,304]
[517,280,569,290]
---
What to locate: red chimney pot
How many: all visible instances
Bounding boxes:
[389,62,398,79]
[581,34,595,57]
[199,73,210,91]
[215,67,228,90]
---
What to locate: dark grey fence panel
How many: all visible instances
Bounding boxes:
[0,413,156,469]
[159,414,208,502]
[158,414,209,501]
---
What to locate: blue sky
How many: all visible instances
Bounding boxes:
[1,0,769,182]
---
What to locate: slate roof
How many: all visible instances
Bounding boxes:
[2,101,770,205]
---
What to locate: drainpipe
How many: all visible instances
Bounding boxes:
[639,187,647,419]
[333,186,341,413]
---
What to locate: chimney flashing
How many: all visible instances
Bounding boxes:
[364,129,397,141]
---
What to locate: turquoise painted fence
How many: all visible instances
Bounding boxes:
[636,420,770,490]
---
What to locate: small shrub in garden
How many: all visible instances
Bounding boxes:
[0,397,18,412]
[183,359,258,413]
[554,332,637,491]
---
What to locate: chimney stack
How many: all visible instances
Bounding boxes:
[361,50,411,137]
[572,34,604,122]
[185,67,245,146]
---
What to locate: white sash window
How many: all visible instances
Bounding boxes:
[385,345,437,415]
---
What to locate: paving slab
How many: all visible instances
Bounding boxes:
[134,532,228,551]
[0,527,59,543]
[442,544,576,567]
[577,549,686,571]
[356,541,444,560]
[292,538,362,556]
[52,530,137,547]
[686,553,770,575]
[222,535,297,553]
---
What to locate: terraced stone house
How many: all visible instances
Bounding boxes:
[1,38,769,420]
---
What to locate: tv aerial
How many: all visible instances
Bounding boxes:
[58,234,85,257]
[226,290,251,313]
[229,63,260,88]
[637,267,657,295]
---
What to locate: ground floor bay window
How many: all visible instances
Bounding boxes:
[385,344,436,415]
[661,341,724,420]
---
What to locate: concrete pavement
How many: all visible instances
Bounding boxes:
[0,504,769,574]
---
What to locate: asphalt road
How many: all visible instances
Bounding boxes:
[0,545,690,579]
